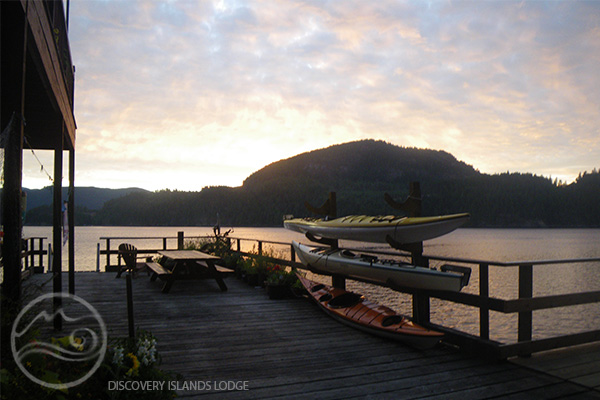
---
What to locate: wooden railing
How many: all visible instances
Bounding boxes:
[21,236,48,274]
[98,233,600,359]
[98,232,200,271]
[0,236,48,278]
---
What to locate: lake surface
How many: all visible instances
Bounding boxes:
[22,226,600,344]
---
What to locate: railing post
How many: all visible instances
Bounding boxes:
[412,291,430,325]
[332,275,346,290]
[48,243,53,272]
[163,237,167,250]
[479,263,489,340]
[28,238,34,269]
[38,238,44,270]
[291,244,296,262]
[177,231,184,250]
[237,239,241,252]
[258,241,262,255]
[96,243,100,272]
[518,264,533,346]
[23,239,29,272]
[106,238,111,270]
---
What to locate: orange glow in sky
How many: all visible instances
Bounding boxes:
[22,0,600,191]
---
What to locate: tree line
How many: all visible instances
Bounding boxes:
[24,140,600,228]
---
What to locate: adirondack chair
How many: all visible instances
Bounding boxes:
[116,243,145,278]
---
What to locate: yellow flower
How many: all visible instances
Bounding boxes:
[125,353,140,377]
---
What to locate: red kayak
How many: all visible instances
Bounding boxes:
[297,274,443,349]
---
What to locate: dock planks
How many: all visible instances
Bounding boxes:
[510,342,600,392]
[24,272,600,399]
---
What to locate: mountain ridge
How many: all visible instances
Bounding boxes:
[22,140,600,227]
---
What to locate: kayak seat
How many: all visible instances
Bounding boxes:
[381,315,405,327]
[341,250,356,258]
[319,293,333,302]
[311,284,326,292]
[328,293,364,309]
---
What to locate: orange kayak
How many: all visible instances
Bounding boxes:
[297,274,443,349]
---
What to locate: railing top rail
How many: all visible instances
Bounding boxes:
[99,235,214,240]
[228,236,600,267]
[97,234,600,267]
[229,237,292,246]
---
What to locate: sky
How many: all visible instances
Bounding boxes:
[22,0,600,191]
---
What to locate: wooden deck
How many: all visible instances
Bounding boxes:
[25,272,600,399]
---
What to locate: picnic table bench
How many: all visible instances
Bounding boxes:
[146,261,171,280]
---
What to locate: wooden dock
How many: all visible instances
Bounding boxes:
[25,272,599,399]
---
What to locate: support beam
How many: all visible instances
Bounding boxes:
[53,125,64,331]
[1,115,24,303]
[68,148,75,294]
[1,1,28,360]
[1,115,25,362]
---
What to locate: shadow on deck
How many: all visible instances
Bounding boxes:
[25,272,599,399]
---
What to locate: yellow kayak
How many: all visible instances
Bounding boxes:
[284,213,469,244]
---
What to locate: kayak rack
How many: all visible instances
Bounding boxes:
[303,185,429,286]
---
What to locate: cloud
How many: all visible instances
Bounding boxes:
[21,0,598,191]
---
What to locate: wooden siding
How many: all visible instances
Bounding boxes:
[21,0,76,148]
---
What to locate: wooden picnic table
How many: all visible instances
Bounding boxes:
[147,250,228,293]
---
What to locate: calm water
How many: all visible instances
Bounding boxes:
[22,226,600,344]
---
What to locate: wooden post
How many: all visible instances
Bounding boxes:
[518,264,533,347]
[27,238,32,268]
[23,240,29,272]
[332,275,346,290]
[1,0,30,361]
[1,115,25,360]
[479,263,490,340]
[97,242,101,272]
[38,237,44,271]
[126,273,135,339]
[325,193,344,288]
[412,291,430,324]
[53,125,64,331]
[327,192,337,220]
[177,231,184,250]
[106,238,111,270]
[68,148,75,294]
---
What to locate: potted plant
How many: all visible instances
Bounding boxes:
[265,265,299,299]
[243,258,260,286]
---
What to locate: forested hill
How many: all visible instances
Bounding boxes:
[25,140,600,227]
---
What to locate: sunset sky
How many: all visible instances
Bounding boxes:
[22,0,600,191]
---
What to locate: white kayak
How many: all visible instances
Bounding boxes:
[284,213,469,244]
[292,241,470,292]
